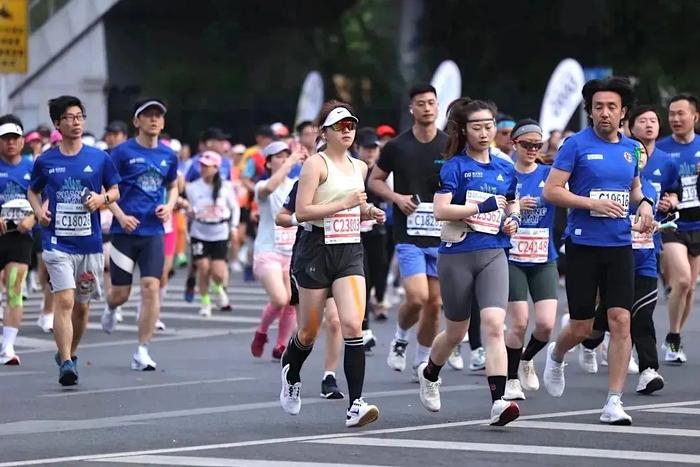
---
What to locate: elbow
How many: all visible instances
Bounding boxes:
[433,206,448,221]
[542,185,554,203]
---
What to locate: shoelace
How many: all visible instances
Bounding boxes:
[287,383,301,399]
[393,343,406,358]
[425,379,441,397]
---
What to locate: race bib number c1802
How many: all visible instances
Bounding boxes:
[55,203,91,237]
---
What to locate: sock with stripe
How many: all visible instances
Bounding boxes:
[344,336,365,407]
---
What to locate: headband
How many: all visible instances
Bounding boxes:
[496,120,516,130]
[511,123,543,140]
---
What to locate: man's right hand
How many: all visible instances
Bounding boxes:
[119,214,140,233]
[591,198,626,218]
[37,209,52,227]
[394,194,418,215]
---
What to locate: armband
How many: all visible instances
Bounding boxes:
[291,213,299,227]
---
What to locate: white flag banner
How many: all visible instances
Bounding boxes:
[295,71,324,127]
[431,60,462,130]
[539,58,585,140]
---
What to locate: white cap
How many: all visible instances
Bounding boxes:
[263,141,290,157]
[134,100,167,118]
[0,123,23,137]
[168,138,182,152]
[321,107,358,128]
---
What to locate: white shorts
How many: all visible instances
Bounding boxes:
[42,249,104,303]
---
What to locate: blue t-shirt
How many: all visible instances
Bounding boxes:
[656,134,700,232]
[0,157,32,208]
[109,139,178,236]
[30,145,121,254]
[631,178,659,278]
[185,154,232,182]
[552,127,640,247]
[509,164,557,266]
[437,153,517,254]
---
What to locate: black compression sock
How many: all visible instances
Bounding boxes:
[582,334,605,350]
[666,333,681,346]
[344,337,365,406]
[521,335,548,361]
[281,333,313,384]
[506,347,522,380]
[488,375,507,402]
[423,357,443,382]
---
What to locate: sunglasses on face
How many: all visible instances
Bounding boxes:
[517,140,544,151]
[330,120,356,132]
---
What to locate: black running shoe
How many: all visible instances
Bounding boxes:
[320,374,344,399]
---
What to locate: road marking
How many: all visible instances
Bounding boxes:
[116,311,261,324]
[0,371,44,377]
[311,437,700,464]
[511,420,700,437]
[2,336,55,350]
[644,407,700,415]
[91,455,388,466]
[40,377,254,398]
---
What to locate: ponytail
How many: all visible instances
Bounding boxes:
[442,97,498,159]
[212,171,222,203]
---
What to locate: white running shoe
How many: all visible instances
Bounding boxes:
[0,349,20,365]
[199,303,212,318]
[636,368,664,395]
[155,319,166,331]
[36,312,54,333]
[447,345,464,370]
[114,306,124,323]
[101,305,117,334]
[600,395,632,425]
[664,342,687,364]
[504,379,526,401]
[628,355,639,374]
[469,347,486,371]
[543,342,566,397]
[387,339,407,372]
[410,364,420,383]
[417,362,441,412]
[518,360,539,391]
[217,287,230,310]
[489,398,520,426]
[131,346,156,371]
[29,270,42,292]
[346,398,379,427]
[578,347,598,374]
[280,364,301,415]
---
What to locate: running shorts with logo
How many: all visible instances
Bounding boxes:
[109,234,165,285]
[42,249,103,302]
[292,227,364,289]
[191,237,229,261]
[395,243,438,278]
[0,231,34,269]
[508,261,558,303]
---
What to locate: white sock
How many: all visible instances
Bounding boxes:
[2,326,18,352]
[323,371,335,379]
[414,344,431,366]
[138,344,149,354]
[159,287,166,302]
[394,324,409,342]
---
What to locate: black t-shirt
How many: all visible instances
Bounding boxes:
[375,129,447,247]
[363,166,386,237]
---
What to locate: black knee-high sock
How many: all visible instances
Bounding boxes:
[506,347,522,380]
[281,333,313,384]
[488,375,507,402]
[582,334,605,350]
[468,301,482,350]
[521,335,548,361]
[344,337,365,406]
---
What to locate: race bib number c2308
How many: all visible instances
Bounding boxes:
[406,202,441,237]
[589,189,629,218]
[55,203,91,237]
[509,227,549,263]
[679,175,700,210]
[464,191,502,235]
[323,207,361,245]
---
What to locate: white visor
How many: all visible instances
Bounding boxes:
[321,107,358,128]
[0,123,23,137]
[134,100,167,118]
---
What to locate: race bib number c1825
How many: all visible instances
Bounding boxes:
[323,207,361,245]
[589,189,629,218]
[406,202,441,237]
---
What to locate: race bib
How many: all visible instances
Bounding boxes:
[1,199,32,223]
[195,205,230,224]
[360,220,375,233]
[630,215,654,250]
[274,226,297,254]
[55,203,91,237]
[509,227,549,263]
[589,189,629,217]
[323,207,361,244]
[406,202,441,237]
[679,175,699,209]
[464,191,502,235]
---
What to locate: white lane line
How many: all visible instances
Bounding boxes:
[115,311,261,324]
[511,420,700,437]
[0,371,44,377]
[40,377,254,398]
[91,455,388,467]
[4,398,700,467]
[644,407,700,415]
[1,337,55,350]
[311,437,700,464]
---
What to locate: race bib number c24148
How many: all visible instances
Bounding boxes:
[406,202,441,237]
[323,207,361,245]
[509,227,549,263]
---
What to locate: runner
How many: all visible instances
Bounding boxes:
[184,151,239,317]
[100,99,178,371]
[250,141,300,359]
[416,97,521,426]
[494,113,516,158]
[0,115,35,365]
[368,83,445,381]
[541,77,654,424]
[280,101,384,427]
[656,94,700,364]
[28,95,121,385]
[502,119,557,401]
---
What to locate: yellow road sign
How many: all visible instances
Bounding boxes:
[0,0,27,73]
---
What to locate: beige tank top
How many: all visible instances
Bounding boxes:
[309,152,365,228]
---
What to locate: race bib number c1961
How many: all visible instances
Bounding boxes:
[323,207,361,245]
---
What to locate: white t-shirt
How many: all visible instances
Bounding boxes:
[254,177,296,255]
[185,178,240,242]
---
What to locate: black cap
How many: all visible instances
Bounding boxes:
[200,127,230,143]
[105,120,128,134]
[255,124,275,139]
[356,128,380,148]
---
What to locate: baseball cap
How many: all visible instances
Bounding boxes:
[376,124,396,138]
[25,131,41,143]
[200,127,230,142]
[0,123,23,137]
[232,143,246,154]
[50,130,62,144]
[263,141,290,157]
[271,122,290,138]
[321,107,359,128]
[357,128,380,148]
[199,150,222,167]
[105,120,128,134]
[133,98,167,118]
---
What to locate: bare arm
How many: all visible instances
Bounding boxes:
[276,207,295,228]
[367,165,397,203]
[433,192,479,221]
[543,168,593,210]
[257,153,300,199]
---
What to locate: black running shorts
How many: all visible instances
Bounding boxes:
[292,228,364,290]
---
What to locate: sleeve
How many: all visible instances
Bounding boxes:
[505,166,518,200]
[253,180,268,203]
[552,137,577,173]
[283,181,299,212]
[102,153,121,188]
[226,184,240,229]
[29,158,45,192]
[166,153,178,184]
[185,159,200,182]
[242,158,256,179]
[375,140,396,174]
[437,159,459,195]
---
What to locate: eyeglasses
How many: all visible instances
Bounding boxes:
[330,120,356,132]
[60,113,86,123]
[517,140,544,151]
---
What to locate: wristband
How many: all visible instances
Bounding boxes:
[639,197,654,208]
[104,193,111,205]
[291,213,299,226]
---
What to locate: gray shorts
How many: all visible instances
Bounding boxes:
[42,249,104,303]
[438,249,508,322]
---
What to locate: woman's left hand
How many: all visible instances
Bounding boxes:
[502,216,519,236]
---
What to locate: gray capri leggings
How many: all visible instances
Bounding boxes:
[438,249,508,322]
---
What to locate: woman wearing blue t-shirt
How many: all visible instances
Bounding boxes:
[417,97,521,426]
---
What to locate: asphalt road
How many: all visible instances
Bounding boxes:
[1,268,699,466]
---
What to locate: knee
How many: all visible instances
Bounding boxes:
[297,326,319,345]
[405,290,428,310]
[570,321,595,340]
[673,275,691,293]
[481,317,505,341]
[509,316,528,337]
[608,312,631,336]
[535,320,555,339]
[445,324,468,347]
[141,280,160,295]
[270,294,289,309]
[325,315,341,336]
[340,318,362,338]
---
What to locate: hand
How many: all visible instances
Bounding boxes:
[37,208,52,227]
[502,216,518,236]
[519,196,538,211]
[84,192,105,212]
[657,194,675,213]
[634,202,654,234]
[592,198,626,218]
[370,206,386,224]
[394,194,418,215]
[17,216,35,234]
[155,204,173,222]
[118,214,140,233]
[342,190,367,210]
[0,218,6,235]
[288,150,304,165]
